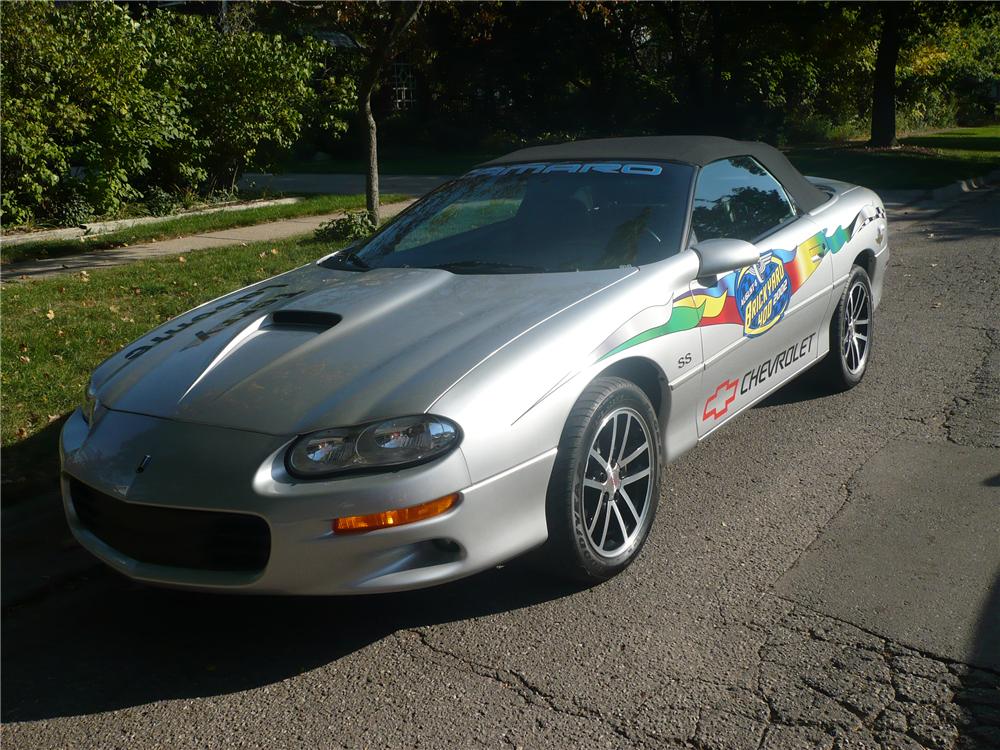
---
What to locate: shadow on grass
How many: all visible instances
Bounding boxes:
[902,135,1000,153]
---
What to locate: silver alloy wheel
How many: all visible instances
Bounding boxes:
[581,407,653,558]
[842,280,871,374]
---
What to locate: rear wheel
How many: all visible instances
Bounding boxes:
[545,377,661,583]
[819,265,873,391]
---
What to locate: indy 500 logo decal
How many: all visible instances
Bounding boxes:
[735,253,792,337]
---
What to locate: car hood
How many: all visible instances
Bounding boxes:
[92,262,630,435]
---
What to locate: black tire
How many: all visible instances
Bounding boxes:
[819,264,874,391]
[544,376,662,583]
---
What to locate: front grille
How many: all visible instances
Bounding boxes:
[70,479,270,573]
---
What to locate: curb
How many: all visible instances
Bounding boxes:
[930,168,1000,202]
[0,197,302,248]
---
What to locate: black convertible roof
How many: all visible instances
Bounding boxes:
[483,136,829,213]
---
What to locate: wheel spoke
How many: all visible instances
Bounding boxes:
[619,486,641,523]
[583,478,605,492]
[854,317,869,326]
[608,414,618,466]
[855,332,868,343]
[622,466,650,485]
[589,448,611,473]
[611,502,629,543]
[620,442,647,467]
[851,338,862,368]
[587,494,606,535]
[598,500,612,549]
[617,414,632,463]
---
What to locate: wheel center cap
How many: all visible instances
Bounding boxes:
[608,465,622,494]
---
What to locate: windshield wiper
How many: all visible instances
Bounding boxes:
[322,249,370,271]
[430,260,545,274]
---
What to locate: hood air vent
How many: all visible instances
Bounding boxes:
[269,310,342,331]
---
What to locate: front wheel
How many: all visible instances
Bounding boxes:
[818,265,874,391]
[545,377,661,583]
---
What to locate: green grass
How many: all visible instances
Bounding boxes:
[787,126,1000,190]
[1,193,407,266]
[1,232,347,503]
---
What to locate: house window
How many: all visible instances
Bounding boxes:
[393,62,415,111]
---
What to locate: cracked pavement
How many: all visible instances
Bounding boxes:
[2,191,998,749]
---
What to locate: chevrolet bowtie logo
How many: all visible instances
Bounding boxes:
[703,379,739,421]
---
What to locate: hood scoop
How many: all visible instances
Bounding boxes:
[268,310,342,331]
[177,311,341,404]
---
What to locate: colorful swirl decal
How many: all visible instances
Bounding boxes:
[599,205,882,359]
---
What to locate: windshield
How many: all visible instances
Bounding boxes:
[323,161,695,274]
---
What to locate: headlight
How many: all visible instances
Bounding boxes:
[82,382,98,424]
[286,415,461,478]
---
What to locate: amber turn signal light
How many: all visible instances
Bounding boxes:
[332,493,460,534]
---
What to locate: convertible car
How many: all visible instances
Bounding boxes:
[61,136,888,594]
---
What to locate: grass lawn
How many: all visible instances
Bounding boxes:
[1,232,347,503]
[1,193,406,266]
[275,127,999,191]
[787,126,1000,190]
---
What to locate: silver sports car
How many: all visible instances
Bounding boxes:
[61,136,889,594]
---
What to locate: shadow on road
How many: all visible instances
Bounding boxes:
[1,554,583,723]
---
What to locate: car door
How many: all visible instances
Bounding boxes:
[692,157,833,436]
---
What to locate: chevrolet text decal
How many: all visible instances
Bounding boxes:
[123,284,305,361]
[465,162,664,178]
[702,333,816,421]
[740,333,816,395]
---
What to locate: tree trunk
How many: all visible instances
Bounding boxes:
[354,2,423,226]
[870,3,901,147]
[360,88,380,224]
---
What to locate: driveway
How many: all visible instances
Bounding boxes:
[2,191,998,749]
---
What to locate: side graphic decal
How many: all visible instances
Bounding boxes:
[597,206,882,360]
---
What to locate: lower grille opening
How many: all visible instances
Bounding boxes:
[69,479,270,573]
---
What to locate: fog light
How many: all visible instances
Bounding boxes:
[332,493,460,534]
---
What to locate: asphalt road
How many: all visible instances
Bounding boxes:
[3,191,998,749]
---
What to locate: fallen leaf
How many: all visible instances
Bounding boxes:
[47,414,61,424]
[16,427,28,440]
[270,248,279,255]
[45,309,55,320]
[178,256,186,263]
[19,343,28,352]
[258,251,267,258]
[19,355,30,363]
[109,305,119,313]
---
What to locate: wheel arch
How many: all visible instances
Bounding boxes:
[594,356,670,428]
[853,247,876,278]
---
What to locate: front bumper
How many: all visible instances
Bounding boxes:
[60,409,554,594]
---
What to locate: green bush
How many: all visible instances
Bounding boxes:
[51,182,94,227]
[314,211,376,242]
[143,186,179,217]
[0,2,329,228]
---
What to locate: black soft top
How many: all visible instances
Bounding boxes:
[482,135,829,213]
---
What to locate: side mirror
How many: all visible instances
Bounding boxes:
[692,238,761,277]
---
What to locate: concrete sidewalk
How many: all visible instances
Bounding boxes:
[240,172,452,196]
[2,199,415,282]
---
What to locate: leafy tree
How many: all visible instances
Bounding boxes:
[334,1,423,223]
[1,1,180,222]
